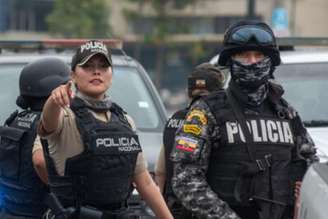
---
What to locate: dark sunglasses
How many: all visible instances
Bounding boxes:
[227,26,275,45]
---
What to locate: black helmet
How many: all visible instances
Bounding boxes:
[218,20,281,66]
[19,57,70,97]
[17,57,70,110]
[188,62,226,98]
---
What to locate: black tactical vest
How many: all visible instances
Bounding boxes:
[203,90,296,208]
[163,108,188,202]
[0,110,47,217]
[44,97,141,210]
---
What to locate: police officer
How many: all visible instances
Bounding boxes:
[155,63,226,218]
[38,40,173,219]
[171,20,318,219]
[0,57,70,218]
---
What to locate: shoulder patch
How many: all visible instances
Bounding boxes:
[186,110,207,125]
[183,124,202,136]
[176,136,199,152]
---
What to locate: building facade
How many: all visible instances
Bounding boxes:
[109,0,328,38]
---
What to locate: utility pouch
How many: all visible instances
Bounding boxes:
[234,162,259,205]
[234,153,273,205]
[0,126,25,179]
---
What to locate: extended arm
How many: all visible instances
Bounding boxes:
[39,82,73,135]
[134,170,173,219]
[155,145,166,193]
[32,148,48,184]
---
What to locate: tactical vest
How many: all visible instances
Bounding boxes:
[44,97,141,210]
[0,110,47,217]
[163,108,188,202]
[203,90,296,208]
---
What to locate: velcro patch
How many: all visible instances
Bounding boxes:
[183,124,201,135]
[176,136,198,152]
[186,110,207,125]
[195,79,206,88]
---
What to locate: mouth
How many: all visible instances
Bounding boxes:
[90,79,103,85]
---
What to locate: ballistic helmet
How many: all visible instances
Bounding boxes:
[188,63,226,98]
[17,57,70,110]
[218,20,281,66]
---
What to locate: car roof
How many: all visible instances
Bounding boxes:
[210,48,328,65]
[0,52,138,67]
[281,49,328,64]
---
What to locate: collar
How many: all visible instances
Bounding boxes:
[75,91,112,112]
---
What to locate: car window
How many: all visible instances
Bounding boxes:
[0,64,22,124]
[275,62,328,125]
[111,66,160,130]
[0,64,161,130]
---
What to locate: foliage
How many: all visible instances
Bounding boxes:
[125,0,197,41]
[47,0,111,38]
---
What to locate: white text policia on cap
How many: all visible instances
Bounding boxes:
[80,41,109,54]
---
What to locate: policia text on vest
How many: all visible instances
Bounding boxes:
[226,118,294,145]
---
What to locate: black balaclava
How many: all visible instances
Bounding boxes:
[230,56,272,106]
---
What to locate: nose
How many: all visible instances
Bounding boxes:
[93,67,101,75]
[248,54,258,64]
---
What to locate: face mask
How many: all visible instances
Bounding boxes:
[230,57,272,90]
[76,91,112,112]
[230,57,272,106]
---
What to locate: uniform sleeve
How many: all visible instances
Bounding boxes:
[125,114,137,131]
[170,99,240,219]
[32,135,43,154]
[37,107,68,138]
[292,112,318,163]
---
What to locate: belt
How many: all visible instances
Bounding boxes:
[97,201,127,211]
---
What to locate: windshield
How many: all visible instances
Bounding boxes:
[0,64,21,124]
[275,62,328,126]
[0,64,161,129]
[110,66,160,129]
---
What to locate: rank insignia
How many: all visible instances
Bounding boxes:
[183,124,202,135]
[186,110,207,125]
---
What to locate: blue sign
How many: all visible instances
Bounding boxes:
[272,7,289,30]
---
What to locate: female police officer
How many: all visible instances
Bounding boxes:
[171,20,317,219]
[38,40,173,219]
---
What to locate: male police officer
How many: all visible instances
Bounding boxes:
[171,20,318,219]
[155,63,226,218]
[0,58,70,218]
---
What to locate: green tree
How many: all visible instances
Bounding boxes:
[124,0,198,88]
[47,0,111,38]
[126,0,197,41]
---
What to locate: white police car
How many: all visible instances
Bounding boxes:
[297,162,328,219]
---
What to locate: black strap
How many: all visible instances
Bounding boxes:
[226,89,273,172]
[40,138,58,176]
[4,110,18,126]
[110,102,131,129]
[226,89,255,162]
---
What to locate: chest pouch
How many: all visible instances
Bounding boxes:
[0,126,26,180]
